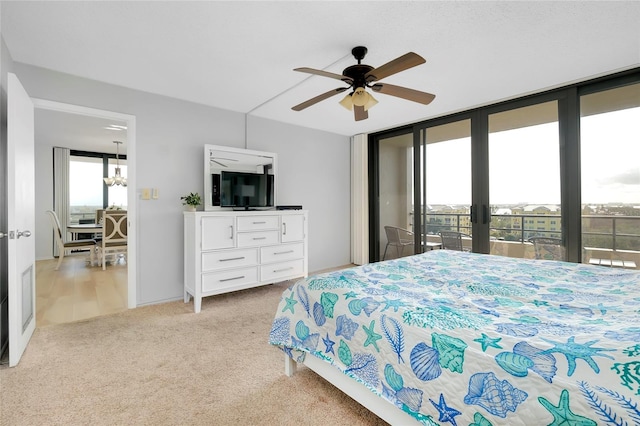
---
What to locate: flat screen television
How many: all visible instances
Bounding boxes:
[219,171,274,209]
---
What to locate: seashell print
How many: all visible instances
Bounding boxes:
[463,372,528,418]
[312,302,326,326]
[410,342,442,381]
[396,387,424,413]
[301,333,320,352]
[295,320,309,340]
[495,351,534,377]
[348,299,365,316]
[432,332,467,374]
[469,412,493,426]
[512,341,557,383]
[384,364,404,391]
[361,297,381,316]
[495,323,538,337]
[338,340,352,366]
[336,314,359,340]
[320,292,338,318]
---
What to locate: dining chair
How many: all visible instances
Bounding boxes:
[46,210,97,270]
[101,210,128,270]
[382,226,415,260]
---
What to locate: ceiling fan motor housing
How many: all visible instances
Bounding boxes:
[342,64,373,90]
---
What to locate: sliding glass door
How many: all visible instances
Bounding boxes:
[374,131,414,260]
[369,69,639,265]
[417,119,472,250]
[580,83,640,268]
[487,101,562,260]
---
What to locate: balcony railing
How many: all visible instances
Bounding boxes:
[409,212,640,268]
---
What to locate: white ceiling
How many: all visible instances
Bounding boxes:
[3,1,640,147]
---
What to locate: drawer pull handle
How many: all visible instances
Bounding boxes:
[220,275,245,282]
[283,223,287,235]
[229,225,234,239]
[274,267,294,273]
[219,256,245,262]
[275,250,294,255]
[253,237,267,240]
[253,221,266,224]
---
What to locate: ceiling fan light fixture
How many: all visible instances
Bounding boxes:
[364,93,378,111]
[339,93,353,111]
[351,87,368,107]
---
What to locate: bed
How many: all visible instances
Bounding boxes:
[268,250,640,425]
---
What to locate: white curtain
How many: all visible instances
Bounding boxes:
[351,134,368,265]
[53,147,70,257]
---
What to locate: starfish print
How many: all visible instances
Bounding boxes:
[538,389,596,426]
[542,336,615,376]
[322,333,335,355]
[282,292,297,314]
[362,320,382,352]
[429,393,461,426]
[344,291,358,299]
[381,298,406,312]
[473,333,502,352]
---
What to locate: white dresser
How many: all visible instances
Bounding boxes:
[183,210,308,312]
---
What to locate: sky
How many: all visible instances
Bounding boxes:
[424,107,639,206]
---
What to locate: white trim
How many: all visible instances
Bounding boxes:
[32,98,137,309]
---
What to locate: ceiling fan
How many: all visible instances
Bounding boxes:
[292,46,435,121]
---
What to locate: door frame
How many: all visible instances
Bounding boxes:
[32,99,137,308]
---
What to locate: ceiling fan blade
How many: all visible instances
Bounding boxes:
[371,83,435,105]
[294,67,354,84]
[354,105,368,121]
[365,52,426,82]
[292,87,348,111]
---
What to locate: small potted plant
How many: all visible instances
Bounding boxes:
[181,192,202,212]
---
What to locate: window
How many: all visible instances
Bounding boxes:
[581,83,640,263]
[69,150,127,224]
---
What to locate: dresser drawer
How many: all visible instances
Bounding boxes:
[260,259,305,283]
[202,248,258,272]
[237,215,279,231]
[261,243,304,264]
[237,230,279,247]
[202,267,259,293]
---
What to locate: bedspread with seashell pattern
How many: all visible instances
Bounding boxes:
[269,250,640,425]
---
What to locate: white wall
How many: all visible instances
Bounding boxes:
[247,116,351,271]
[15,63,351,306]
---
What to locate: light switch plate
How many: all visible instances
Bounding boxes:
[141,188,151,200]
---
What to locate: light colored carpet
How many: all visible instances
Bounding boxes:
[0,280,388,426]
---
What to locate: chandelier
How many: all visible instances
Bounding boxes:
[103,141,127,187]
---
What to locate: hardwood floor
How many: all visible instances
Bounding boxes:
[36,253,127,327]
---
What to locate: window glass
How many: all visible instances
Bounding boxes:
[69,156,103,224]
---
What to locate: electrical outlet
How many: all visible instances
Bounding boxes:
[152,188,159,199]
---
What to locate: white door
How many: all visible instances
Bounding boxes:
[7,73,36,367]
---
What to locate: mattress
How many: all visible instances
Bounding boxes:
[269,250,640,425]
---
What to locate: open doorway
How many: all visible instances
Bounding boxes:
[32,100,136,326]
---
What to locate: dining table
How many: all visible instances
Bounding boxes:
[67,223,103,239]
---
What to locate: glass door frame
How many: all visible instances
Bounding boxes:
[368,68,640,264]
